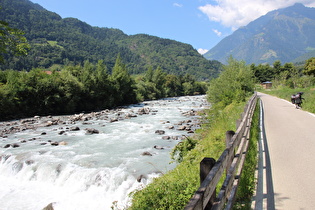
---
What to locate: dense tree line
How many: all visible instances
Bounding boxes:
[208,57,315,108]
[0,55,207,120]
[251,58,315,88]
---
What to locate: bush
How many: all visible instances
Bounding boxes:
[170,137,198,163]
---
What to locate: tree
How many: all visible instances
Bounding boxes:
[0,20,29,63]
[152,66,166,98]
[58,69,83,113]
[110,54,137,105]
[144,66,154,82]
[164,74,182,97]
[304,57,315,76]
[207,57,255,107]
[251,63,274,83]
[93,60,113,108]
[273,60,282,76]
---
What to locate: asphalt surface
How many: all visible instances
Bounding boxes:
[252,92,315,210]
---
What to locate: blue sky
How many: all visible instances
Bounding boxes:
[30,0,315,54]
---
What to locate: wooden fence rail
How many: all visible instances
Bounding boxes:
[185,93,258,210]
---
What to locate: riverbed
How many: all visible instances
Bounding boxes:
[0,95,209,210]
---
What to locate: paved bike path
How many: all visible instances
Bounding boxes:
[253,92,315,210]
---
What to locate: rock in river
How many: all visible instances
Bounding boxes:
[141,151,153,156]
[155,130,165,135]
[85,128,100,135]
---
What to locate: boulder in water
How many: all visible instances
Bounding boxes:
[155,130,165,135]
[25,160,34,165]
[12,143,20,148]
[141,151,153,156]
[126,113,137,118]
[137,174,144,182]
[42,202,55,210]
[70,126,80,131]
[162,136,170,140]
[59,141,67,145]
[85,128,100,135]
[58,130,66,135]
[51,142,59,146]
[138,107,150,115]
[109,118,118,123]
[154,145,164,150]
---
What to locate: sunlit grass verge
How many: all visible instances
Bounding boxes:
[260,86,315,114]
[233,99,260,209]
[129,101,246,210]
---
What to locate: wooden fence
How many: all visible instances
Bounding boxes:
[185,93,258,210]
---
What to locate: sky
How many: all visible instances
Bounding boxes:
[30,0,315,55]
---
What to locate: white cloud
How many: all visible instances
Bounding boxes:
[198,48,209,55]
[305,2,315,7]
[199,0,315,30]
[173,3,183,8]
[212,29,222,37]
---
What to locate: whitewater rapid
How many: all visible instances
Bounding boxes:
[0,95,209,210]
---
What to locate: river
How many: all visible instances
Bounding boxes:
[0,95,209,210]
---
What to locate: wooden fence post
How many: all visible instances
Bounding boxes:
[200,158,216,209]
[225,130,235,148]
[225,130,235,174]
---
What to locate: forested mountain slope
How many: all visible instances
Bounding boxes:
[204,3,315,65]
[0,0,222,80]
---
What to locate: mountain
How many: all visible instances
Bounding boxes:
[0,0,222,80]
[204,3,315,65]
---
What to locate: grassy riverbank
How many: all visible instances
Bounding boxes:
[129,101,247,210]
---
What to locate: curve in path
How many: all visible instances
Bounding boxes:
[253,92,315,210]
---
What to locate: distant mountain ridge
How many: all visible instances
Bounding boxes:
[204,3,315,64]
[0,0,222,80]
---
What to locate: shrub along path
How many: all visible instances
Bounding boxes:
[253,92,315,209]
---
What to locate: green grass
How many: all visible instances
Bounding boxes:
[129,101,247,210]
